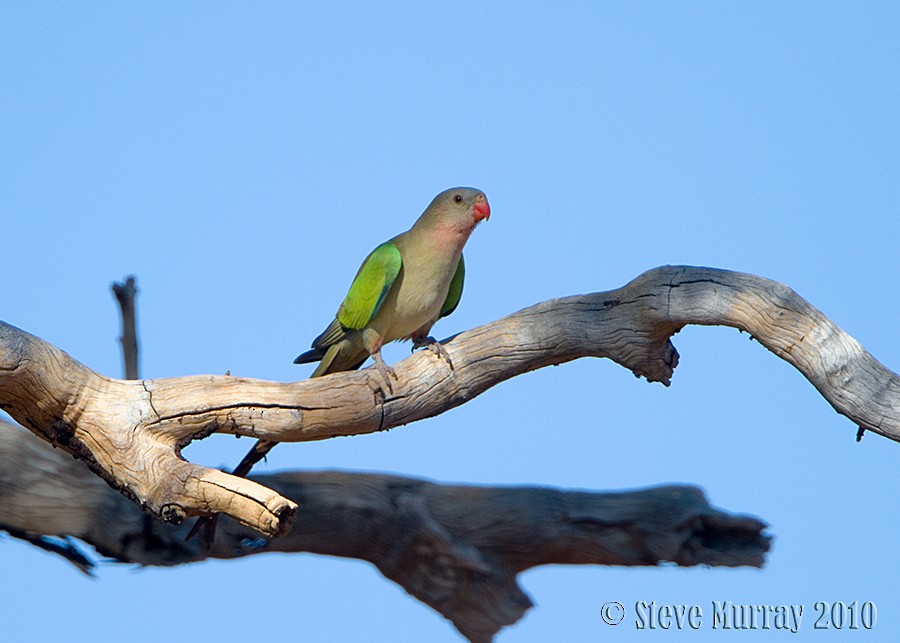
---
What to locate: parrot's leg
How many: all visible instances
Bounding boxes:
[370,351,397,394]
[363,331,397,394]
[411,334,453,370]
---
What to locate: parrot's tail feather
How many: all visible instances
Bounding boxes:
[311,345,340,377]
[294,348,326,364]
[307,344,367,378]
[312,318,346,349]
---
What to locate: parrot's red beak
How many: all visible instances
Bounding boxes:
[474,195,491,222]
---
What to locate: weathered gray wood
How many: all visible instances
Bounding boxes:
[0,266,896,537]
[0,421,769,642]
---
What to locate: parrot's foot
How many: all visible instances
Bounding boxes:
[370,352,397,394]
[412,335,453,370]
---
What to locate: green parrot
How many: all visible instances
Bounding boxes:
[189,187,490,546]
[295,186,491,382]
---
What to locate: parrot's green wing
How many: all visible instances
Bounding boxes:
[336,242,403,330]
[439,254,465,318]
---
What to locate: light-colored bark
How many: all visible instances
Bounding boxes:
[0,421,769,643]
[1,266,897,537]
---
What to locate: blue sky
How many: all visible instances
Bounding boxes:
[1,3,898,641]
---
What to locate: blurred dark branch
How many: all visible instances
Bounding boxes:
[111,275,139,380]
[0,421,769,642]
[0,525,95,576]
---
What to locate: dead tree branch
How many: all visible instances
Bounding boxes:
[0,421,769,642]
[111,275,140,380]
[0,266,896,537]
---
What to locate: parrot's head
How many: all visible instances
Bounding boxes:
[426,187,491,231]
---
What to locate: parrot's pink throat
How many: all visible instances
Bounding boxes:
[474,195,491,222]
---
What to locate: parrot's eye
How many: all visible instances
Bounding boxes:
[453,194,463,203]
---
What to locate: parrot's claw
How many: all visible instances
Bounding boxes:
[370,353,397,395]
[412,335,454,370]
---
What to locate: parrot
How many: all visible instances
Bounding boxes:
[295,186,490,381]
[188,187,490,547]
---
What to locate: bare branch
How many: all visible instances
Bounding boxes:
[0,266,896,536]
[0,324,297,537]
[0,526,95,576]
[111,275,140,380]
[0,421,769,642]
